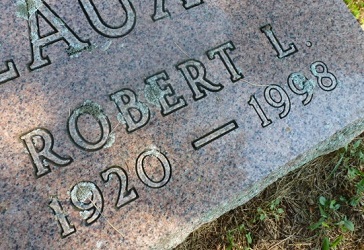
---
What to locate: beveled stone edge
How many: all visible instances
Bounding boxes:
[153,115,364,250]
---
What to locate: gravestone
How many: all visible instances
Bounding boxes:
[0,0,363,249]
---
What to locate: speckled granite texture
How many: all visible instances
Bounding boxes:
[0,0,363,249]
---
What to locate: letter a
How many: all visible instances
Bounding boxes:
[27,1,90,70]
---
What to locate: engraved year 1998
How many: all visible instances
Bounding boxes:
[248,61,338,127]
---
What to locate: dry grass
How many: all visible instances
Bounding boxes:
[175,2,364,249]
[176,135,364,250]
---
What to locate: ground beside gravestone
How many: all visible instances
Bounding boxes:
[0,1,364,250]
[176,137,364,249]
[177,1,364,249]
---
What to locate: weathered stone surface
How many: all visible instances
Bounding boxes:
[0,0,363,249]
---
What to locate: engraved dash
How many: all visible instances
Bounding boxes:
[192,120,239,150]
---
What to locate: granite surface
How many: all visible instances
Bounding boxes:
[0,0,364,249]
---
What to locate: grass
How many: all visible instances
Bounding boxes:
[175,2,364,249]
[344,0,364,24]
[176,137,364,250]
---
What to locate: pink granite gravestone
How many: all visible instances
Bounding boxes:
[0,0,363,249]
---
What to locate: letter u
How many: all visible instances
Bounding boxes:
[79,0,136,38]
